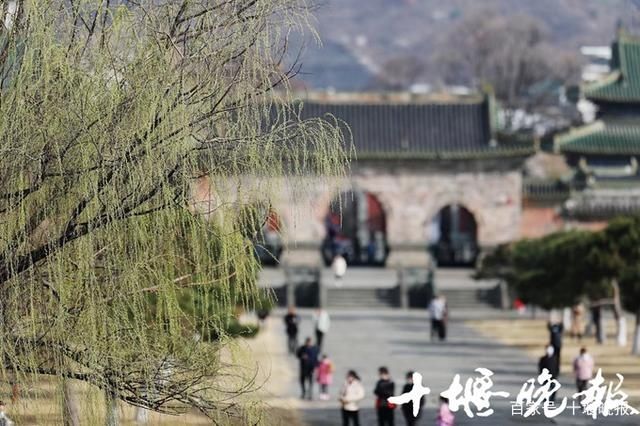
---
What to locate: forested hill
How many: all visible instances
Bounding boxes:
[295,0,640,92]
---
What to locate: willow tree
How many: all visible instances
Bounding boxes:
[0,0,347,424]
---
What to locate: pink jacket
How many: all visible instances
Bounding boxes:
[437,403,455,426]
[573,354,594,381]
[316,359,334,385]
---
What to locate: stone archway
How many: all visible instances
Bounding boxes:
[428,204,479,266]
[322,190,389,266]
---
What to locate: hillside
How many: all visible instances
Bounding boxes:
[294,0,640,91]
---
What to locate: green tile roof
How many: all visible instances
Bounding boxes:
[555,120,640,155]
[563,188,640,220]
[297,96,535,160]
[353,141,534,160]
[584,34,640,103]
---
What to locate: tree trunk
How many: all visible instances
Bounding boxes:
[633,310,640,355]
[612,279,626,346]
[62,379,81,426]
[594,305,604,344]
[105,391,119,426]
[598,313,606,344]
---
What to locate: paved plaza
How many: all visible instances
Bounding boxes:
[269,308,639,426]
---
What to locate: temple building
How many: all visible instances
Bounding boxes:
[264,92,534,268]
[555,33,640,224]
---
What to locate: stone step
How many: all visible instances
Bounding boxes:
[326,293,394,299]
[437,288,498,309]
[441,297,483,305]
[323,286,498,308]
[325,288,397,308]
[327,299,396,308]
[447,303,491,309]
[327,297,392,302]
[327,301,396,308]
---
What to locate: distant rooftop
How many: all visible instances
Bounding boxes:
[557,33,640,159]
[294,92,534,160]
[556,120,640,156]
[580,46,612,60]
[584,33,640,103]
[563,188,640,220]
[297,91,483,105]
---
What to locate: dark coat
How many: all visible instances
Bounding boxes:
[548,323,564,350]
[296,344,319,374]
[284,313,299,336]
[539,354,559,378]
[401,382,425,419]
[374,378,396,409]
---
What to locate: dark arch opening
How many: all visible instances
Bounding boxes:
[322,191,389,266]
[428,204,478,267]
[253,209,283,266]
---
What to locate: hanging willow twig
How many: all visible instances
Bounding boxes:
[0,0,349,423]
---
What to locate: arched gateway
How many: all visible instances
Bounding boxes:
[429,204,479,266]
[322,190,389,266]
[254,209,284,266]
[268,93,532,267]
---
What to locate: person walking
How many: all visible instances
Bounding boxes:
[436,396,454,426]
[284,306,300,354]
[316,354,335,400]
[548,320,564,369]
[573,347,595,393]
[429,294,448,341]
[313,308,331,350]
[332,253,347,286]
[297,337,319,400]
[538,345,560,402]
[401,371,425,426]
[0,401,14,426]
[590,305,604,343]
[340,370,365,426]
[570,303,585,340]
[374,366,396,426]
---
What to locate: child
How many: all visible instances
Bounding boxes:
[437,396,454,426]
[316,354,334,400]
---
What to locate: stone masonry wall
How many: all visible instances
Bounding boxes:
[271,160,524,267]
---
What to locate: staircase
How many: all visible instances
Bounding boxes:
[325,287,397,308]
[322,268,399,308]
[258,266,503,309]
[434,268,501,309]
[438,288,491,309]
